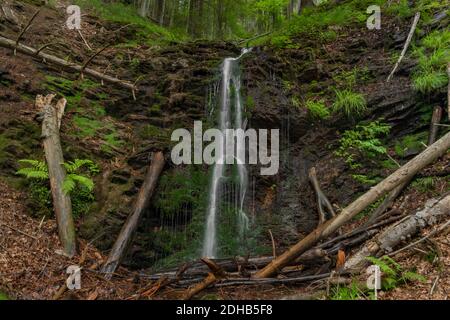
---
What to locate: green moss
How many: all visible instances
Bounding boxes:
[149,104,162,116]
[138,124,169,141]
[394,133,427,158]
[73,116,103,137]
[0,292,8,300]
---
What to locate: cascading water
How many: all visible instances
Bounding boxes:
[202,48,252,258]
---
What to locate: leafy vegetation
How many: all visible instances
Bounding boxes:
[305,99,330,120]
[412,29,450,93]
[336,121,391,168]
[16,159,99,217]
[366,256,426,291]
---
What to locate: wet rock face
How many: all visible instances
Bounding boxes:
[239,16,443,244]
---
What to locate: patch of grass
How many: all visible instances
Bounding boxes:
[412,29,450,93]
[386,0,414,18]
[0,292,8,300]
[332,89,367,118]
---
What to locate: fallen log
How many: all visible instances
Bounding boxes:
[145,249,329,280]
[254,132,450,278]
[182,258,227,300]
[366,106,444,226]
[345,194,450,271]
[101,152,165,278]
[37,95,76,257]
[0,35,136,92]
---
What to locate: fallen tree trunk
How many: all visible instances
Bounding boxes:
[345,194,450,271]
[254,132,450,278]
[37,95,76,257]
[365,106,444,226]
[0,35,135,91]
[183,258,227,300]
[102,152,165,278]
[145,248,329,280]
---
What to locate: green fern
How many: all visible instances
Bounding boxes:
[17,160,49,181]
[366,256,426,291]
[17,158,97,195]
[336,121,391,168]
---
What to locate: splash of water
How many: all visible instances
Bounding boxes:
[202,48,251,258]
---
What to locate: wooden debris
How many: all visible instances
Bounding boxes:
[37,95,76,258]
[254,132,450,278]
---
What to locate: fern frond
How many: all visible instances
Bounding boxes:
[62,177,76,195]
[69,174,94,191]
[16,168,49,180]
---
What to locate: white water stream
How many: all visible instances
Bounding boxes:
[202,48,252,258]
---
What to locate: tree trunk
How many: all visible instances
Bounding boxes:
[102,152,165,278]
[254,131,450,278]
[428,106,443,146]
[37,94,76,257]
[345,194,450,271]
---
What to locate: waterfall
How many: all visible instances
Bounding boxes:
[202,48,252,258]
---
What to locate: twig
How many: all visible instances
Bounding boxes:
[0,222,39,240]
[268,229,277,258]
[14,9,40,55]
[77,29,92,51]
[387,12,420,82]
[80,45,111,78]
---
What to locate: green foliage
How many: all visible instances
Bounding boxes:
[16,159,98,218]
[336,121,391,168]
[332,89,367,119]
[386,0,414,18]
[413,71,448,94]
[394,133,426,158]
[330,281,367,300]
[305,99,330,120]
[352,174,380,186]
[366,256,426,291]
[74,0,179,45]
[16,160,49,180]
[0,292,8,300]
[411,177,435,193]
[412,30,450,93]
